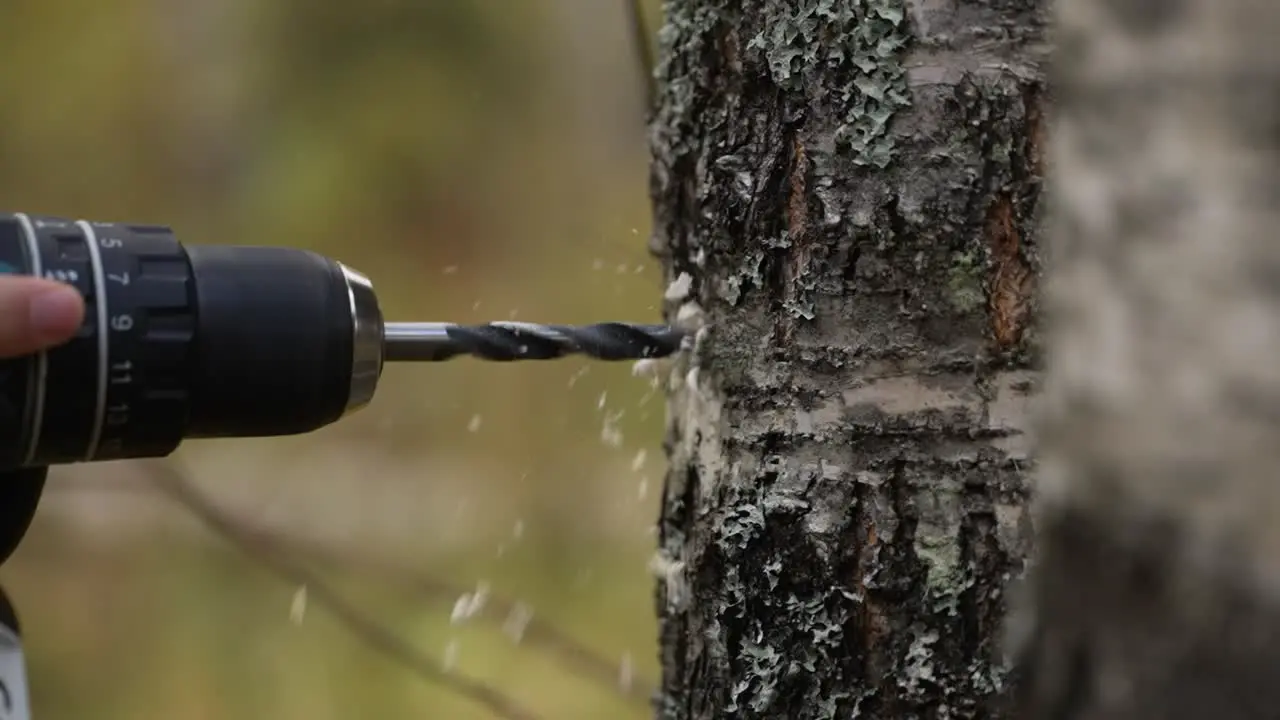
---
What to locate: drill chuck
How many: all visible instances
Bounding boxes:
[0,213,383,470]
[0,212,684,473]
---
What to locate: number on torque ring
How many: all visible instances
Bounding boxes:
[110,360,132,386]
[110,315,133,332]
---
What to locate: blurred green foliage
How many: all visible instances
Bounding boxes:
[0,0,668,717]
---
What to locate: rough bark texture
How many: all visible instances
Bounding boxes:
[1015,1,1280,718]
[647,1,1049,717]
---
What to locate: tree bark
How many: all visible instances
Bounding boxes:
[647,1,1049,717]
[1015,2,1280,718]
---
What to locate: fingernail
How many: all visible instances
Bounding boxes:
[29,285,83,338]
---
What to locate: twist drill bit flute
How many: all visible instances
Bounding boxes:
[383,322,684,362]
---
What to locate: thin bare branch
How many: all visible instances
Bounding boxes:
[47,472,656,702]
[624,0,656,115]
[139,460,541,720]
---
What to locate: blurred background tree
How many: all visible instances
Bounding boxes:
[0,0,667,717]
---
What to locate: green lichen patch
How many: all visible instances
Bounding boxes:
[745,0,912,167]
[913,474,992,615]
[948,249,986,315]
[708,469,858,718]
[650,1,729,162]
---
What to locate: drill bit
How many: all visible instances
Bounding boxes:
[382,322,685,362]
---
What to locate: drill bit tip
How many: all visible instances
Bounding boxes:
[382,322,685,363]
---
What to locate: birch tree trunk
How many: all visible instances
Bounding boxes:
[647,1,1049,717]
[1016,1,1280,718]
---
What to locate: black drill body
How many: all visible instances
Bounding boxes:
[0,216,364,472]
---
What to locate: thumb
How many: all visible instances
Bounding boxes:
[0,277,84,359]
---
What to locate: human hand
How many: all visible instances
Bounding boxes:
[0,277,84,359]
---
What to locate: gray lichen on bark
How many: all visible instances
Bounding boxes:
[647,0,1049,717]
[1016,1,1280,718]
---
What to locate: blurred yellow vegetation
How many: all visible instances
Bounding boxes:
[0,0,667,717]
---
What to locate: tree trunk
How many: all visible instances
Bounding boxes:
[647,1,1049,717]
[1015,2,1280,718]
